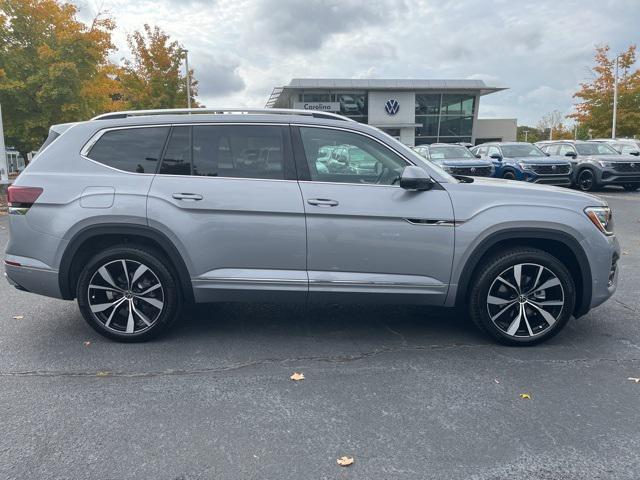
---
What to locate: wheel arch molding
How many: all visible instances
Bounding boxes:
[58,223,195,303]
[454,228,592,317]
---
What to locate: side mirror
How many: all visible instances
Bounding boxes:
[475,153,481,158]
[630,151,640,156]
[565,151,577,158]
[400,166,435,191]
[545,152,550,156]
[489,153,502,160]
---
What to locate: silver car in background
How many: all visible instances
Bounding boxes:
[5,109,619,345]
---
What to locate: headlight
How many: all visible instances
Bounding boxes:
[584,206,614,235]
[517,162,532,170]
[442,165,454,173]
[598,160,612,168]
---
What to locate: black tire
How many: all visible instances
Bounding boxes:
[469,248,575,346]
[502,170,516,180]
[577,168,597,192]
[76,245,182,342]
[623,184,640,191]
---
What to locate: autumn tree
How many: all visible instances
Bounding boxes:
[570,44,640,138]
[0,0,123,155]
[120,24,198,109]
[535,110,574,140]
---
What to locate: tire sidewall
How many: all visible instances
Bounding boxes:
[577,168,597,191]
[470,249,576,346]
[77,246,181,342]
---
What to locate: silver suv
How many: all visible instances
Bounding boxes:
[4,109,620,345]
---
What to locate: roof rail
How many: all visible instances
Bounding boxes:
[90,108,355,122]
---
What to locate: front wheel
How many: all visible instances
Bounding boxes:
[502,171,516,180]
[469,248,575,346]
[623,184,640,191]
[76,245,182,342]
[577,169,597,191]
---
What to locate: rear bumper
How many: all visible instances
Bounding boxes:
[4,262,63,298]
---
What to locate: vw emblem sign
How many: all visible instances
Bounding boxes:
[384,99,400,115]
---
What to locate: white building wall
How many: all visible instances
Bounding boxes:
[475,118,517,143]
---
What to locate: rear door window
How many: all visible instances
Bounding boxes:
[87,127,169,173]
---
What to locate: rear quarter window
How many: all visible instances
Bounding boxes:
[86,127,170,173]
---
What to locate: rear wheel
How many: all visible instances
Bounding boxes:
[623,184,639,191]
[577,169,597,191]
[469,248,575,346]
[76,245,182,342]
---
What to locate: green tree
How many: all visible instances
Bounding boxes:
[569,44,640,138]
[120,24,198,109]
[0,0,120,156]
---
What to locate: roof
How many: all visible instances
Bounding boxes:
[266,78,507,107]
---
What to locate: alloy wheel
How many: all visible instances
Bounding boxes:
[87,259,164,334]
[578,170,594,191]
[486,263,565,338]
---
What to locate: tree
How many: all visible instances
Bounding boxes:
[569,44,640,138]
[120,24,198,109]
[0,0,121,156]
[536,110,574,140]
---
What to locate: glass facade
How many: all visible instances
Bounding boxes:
[298,92,367,123]
[415,93,475,144]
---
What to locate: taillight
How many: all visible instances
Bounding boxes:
[7,186,43,213]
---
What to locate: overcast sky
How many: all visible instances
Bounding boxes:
[72,0,638,125]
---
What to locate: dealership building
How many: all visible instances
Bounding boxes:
[266,78,516,146]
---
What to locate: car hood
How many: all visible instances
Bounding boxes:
[434,158,493,167]
[444,176,606,221]
[504,156,571,165]
[582,154,639,162]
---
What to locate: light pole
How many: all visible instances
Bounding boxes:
[0,104,8,184]
[182,49,191,109]
[612,56,619,138]
[523,130,529,142]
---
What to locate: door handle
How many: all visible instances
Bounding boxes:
[172,193,203,201]
[307,198,339,207]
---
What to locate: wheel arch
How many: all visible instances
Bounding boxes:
[59,224,194,303]
[455,228,592,317]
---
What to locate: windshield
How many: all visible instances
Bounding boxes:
[429,146,475,160]
[576,143,618,155]
[500,144,546,158]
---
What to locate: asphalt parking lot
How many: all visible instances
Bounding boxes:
[0,189,639,480]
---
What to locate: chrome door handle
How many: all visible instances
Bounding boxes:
[172,193,203,201]
[307,198,339,207]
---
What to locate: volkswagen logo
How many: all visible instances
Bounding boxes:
[631,163,636,168]
[470,167,476,173]
[384,99,400,115]
[551,165,557,170]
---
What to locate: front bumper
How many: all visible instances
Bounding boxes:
[524,173,573,186]
[587,233,620,312]
[598,169,640,185]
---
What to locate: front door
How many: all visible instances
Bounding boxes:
[147,123,307,302]
[294,126,455,304]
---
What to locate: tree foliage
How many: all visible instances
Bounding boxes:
[120,24,198,110]
[0,1,198,156]
[569,44,640,138]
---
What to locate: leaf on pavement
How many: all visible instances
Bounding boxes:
[337,456,354,467]
[96,371,111,377]
[494,378,500,384]
[622,251,629,255]
[83,341,91,347]
[628,377,640,384]
[290,372,305,381]
[13,315,24,320]
[519,393,531,400]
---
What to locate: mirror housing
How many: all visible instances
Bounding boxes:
[629,151,640,156]
[400,166,435,191]
[565,151,577,158]
[489,153,502,160]
[475,153,482,158]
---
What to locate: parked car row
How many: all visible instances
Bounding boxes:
[412,140,640,192]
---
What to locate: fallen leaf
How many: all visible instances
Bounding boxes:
[337,456,354,467]
[628,377,640,384]
[13,315,24,320]
[290,372,305,381]
[494,379,500,384]
[96,371,111,377]
[83,341,91,347]
[622,251,629,255]
[519,393,531,400]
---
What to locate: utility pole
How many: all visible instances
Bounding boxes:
[0,104,8,184]
[523,130,529,142]
[549,126,553,141]
[612,56,619,138]
[182,49,191,109]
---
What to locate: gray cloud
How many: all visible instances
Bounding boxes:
[194,56,245,98]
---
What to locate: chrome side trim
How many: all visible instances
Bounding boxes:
[195,277,307,285]
[404,218,459,227]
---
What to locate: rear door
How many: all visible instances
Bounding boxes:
[293,125,454,305]
[147,123,307,303]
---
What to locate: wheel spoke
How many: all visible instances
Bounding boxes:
[98,266,119,289]
[506,304,523,336]
[491,301,517,321]
[104,297,127,327]
[529,299,564,307]
[121,260,130,290]
[131,264,149,284]
[131,302,152,326]
[136,295,163,310]
[488,295,515,305]
[535,277,560,292]
[528,302,558,328]
[125,301,135,334]
[89,284,123,293]
[521,306,534,336]
[91,297,125,313]
[497,276,519,294]
[136,283,161,296]
[531,265,543,292]
[513,264,522,291]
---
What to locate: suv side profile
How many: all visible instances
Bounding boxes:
[412,143,494,177]
[538,140,640,192]
[471,142,572,186]
[5,108,620,346]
